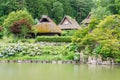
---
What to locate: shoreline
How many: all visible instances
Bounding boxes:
[0,60,119,65]
[0,60,80,64]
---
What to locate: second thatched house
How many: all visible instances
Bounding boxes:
[80,13,91,26]
[32,15,62,36]
[59,16,80,30]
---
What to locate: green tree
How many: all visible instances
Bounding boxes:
[25,0,48,19]
[25,0,94,23]
[0,0,25,16]
[52,1,64,23]
[71,0,94,22]
[3,10,34,38]
[0,0,94,24]
[59,0,73,16]
[108,0,120,14]
[73,15,120,60]
[92,0,120,15]
[91,6,111,20]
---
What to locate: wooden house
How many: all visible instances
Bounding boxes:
[59,16,80,30]
[32,15,62,36]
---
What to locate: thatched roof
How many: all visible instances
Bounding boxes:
[33,15,62,34]
[59,16,79,30]
[81,13,91,24]
[39,15,56,25]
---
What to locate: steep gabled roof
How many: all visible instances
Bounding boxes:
[33,15,61,34]
[59,16,80,30]
[39,15,56,25]
[81,13,91,24]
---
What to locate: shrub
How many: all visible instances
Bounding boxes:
[10,19,32,38]
[61,30,77,36]
[3,10,34,37]
[36,36,71,42]
[66,51,74,60]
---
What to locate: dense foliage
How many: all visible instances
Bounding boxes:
[92,0,120,20]
[73,15,120,61]
[0,0,93,24]
[3,10,34,38]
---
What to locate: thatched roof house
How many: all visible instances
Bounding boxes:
[59,16,79,30]
[81,13,91,25]
[33,15,62,36]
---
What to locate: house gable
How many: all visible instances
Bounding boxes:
[60,17,72,25]
[59,16,79,30]
[40,18,50,23]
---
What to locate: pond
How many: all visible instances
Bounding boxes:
[0,63,120,80]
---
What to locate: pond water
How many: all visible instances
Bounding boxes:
[0,63,120,80]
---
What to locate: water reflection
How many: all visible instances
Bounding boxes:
[0,63,120,80]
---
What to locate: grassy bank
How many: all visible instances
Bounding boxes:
[0,42,79,61]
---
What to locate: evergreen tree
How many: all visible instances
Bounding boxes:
[52,1,64,23]
[0,0,25,16]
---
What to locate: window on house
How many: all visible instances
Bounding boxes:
[40,18,49,22]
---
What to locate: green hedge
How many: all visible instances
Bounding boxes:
[61,30,77,36]
[36,36,71,42]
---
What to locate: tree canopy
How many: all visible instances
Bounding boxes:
[73,15,120,60]
[3,10,34,38]
[0,0,94,24]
